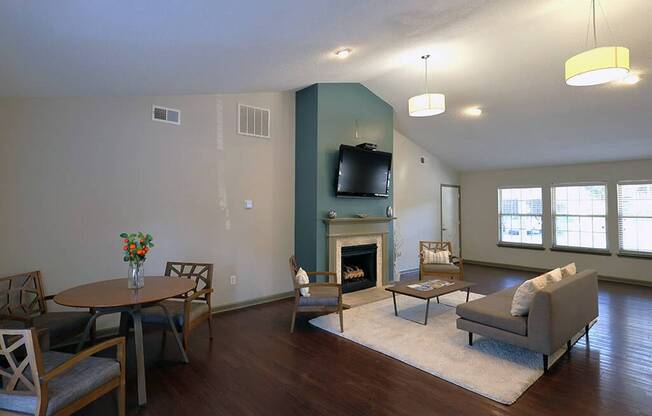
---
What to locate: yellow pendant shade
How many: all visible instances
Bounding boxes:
[408,93,445,117]
[565,46,630,86]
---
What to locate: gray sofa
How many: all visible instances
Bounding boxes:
[456,269,599,371]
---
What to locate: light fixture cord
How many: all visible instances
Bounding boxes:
[592,0,597,47]
[423,55,430,95]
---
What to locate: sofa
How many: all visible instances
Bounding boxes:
[456,269,599,371]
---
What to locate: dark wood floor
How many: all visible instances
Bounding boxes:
[81,264,652,415]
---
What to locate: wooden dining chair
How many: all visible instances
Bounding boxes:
[0,271,93,348]
[141,262,213,350]
[419,241,464,280]
[289,255,343,333]
[0,328,125,416]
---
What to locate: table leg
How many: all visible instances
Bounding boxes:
[155,303,189,363]
[466,288,470,302]
[436,296,440,304]
[76,312,100,353]
[130,306,147,406]
[424,299,430,325]
[119,311,130,337]
[392,292,398,316]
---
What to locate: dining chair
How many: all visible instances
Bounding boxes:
[0,271,93,348]
[0,328,125,415]
[419,241,464,280]
[288,255,343,333]
[141,262,214,350]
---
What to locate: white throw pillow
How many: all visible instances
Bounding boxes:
[510,273,549,316]
[545,268,563,284]
[295,268,310,297]
[560,263,577,279]
[422,249,450,264]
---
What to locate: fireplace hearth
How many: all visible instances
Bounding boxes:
[341,244,377,293]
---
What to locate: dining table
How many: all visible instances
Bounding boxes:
[54,276,196,406]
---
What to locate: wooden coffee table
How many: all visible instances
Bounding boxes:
[385,279,476,325]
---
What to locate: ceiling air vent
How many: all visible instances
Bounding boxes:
[238,104,270,138]
[152,105,181,125]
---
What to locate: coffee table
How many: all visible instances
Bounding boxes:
[385,279,476,325]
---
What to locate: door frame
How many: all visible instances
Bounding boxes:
[440,184,462,256]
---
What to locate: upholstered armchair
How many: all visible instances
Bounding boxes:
[141,262,214,350]
[288,255,343,333]
[419,241,464,280]
[0,271,93,348]
[0,328,125,415]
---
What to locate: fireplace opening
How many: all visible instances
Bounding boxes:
[341,244,377,293]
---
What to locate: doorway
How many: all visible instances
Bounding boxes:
[440,184,461,256]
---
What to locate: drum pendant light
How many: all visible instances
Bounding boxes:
[409,55,445,117]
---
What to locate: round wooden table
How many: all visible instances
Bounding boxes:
[55,277,196,406]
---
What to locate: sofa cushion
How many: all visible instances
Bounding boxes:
[510,273,550,316]
[456,287,527,336]
[560,263,576,279]
[422,263,460,273]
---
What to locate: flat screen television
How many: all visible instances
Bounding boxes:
[336,145,392,197]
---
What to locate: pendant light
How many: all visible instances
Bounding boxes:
[565,0,630,86]
[408,55,445,117]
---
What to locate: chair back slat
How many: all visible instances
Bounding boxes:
[0,329,42,401]
[164,262,213,297]
[0,272,46,320]
[419,241,452,255]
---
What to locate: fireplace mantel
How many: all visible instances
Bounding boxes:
[322,216,397,225]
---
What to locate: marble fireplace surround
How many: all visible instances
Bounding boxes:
[324,217,395,288]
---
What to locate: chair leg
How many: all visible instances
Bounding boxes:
[117,383,125,416]
[543,354,549,373]
[183,327,190,351]
[339,306,344,333]
[468,332,473,346]
[290,308,297,333]
[208,314,214,340]
[585,324,590,341]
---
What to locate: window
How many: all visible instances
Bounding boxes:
[552,184,607,251]
[617,182,652,255]
[498,187,543,246]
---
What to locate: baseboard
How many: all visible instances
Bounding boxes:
[465,259,652,288]
[211,291,294,314]
[398,268,419,279]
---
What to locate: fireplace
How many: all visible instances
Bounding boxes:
[341,243,377,293]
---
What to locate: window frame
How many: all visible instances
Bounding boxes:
[617,180,652,258]
[497,186,544,249]
[551,182,610,254]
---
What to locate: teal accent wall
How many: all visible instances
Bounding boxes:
[295,83,394,279]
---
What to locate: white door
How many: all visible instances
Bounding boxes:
[441,185,461,256]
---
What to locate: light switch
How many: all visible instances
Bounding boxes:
[244,199,253,209]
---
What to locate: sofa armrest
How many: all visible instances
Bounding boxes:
[528,269,599,355]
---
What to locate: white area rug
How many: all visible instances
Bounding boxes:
[310,291,588,405]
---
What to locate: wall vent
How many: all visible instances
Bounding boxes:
[238,104,270,138]
[152,105,181,125]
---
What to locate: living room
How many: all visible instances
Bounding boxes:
[0,1,650,415]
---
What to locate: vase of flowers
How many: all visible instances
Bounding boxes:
[120,232,154,289]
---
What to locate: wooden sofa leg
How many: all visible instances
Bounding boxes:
[468,332,473,346]
[543,354,549,373]
[339,308,344,333]
[585,324,590,341]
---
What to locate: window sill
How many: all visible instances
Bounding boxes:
[550,247,612,256]
[497,243,545,251]
[617,252,652,260]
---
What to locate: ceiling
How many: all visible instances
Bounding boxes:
[1,0,651,171]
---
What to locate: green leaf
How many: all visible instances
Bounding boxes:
[123,256,129,262]
[120,233,128,238]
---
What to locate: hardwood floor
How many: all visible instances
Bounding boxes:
[81,264,652,415]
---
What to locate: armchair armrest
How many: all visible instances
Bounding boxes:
[185,288,213,302]
[41,336,126,383]
[451,256,463,266]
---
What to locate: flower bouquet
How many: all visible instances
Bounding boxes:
[120,232,154,289]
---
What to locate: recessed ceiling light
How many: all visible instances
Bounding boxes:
[463,107,482,117]
[620,74,640,85]
[335,48,352,59]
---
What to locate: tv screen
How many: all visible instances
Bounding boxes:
[336,145,392,197]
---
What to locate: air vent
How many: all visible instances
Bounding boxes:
[238,104,270,138]
[152,105,181,125]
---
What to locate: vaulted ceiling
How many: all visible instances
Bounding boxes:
[1,0,650,170]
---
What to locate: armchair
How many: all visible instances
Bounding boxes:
[419,241,464,280]
[288,256,343,333]
[0,328,125,415]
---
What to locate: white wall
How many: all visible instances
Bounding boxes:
[0,93,295,313]
[393,130,459,273]
[461,159,652,283]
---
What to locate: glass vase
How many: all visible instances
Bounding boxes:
[128,261,145,289]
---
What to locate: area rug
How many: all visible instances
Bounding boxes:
[309,291,590,405]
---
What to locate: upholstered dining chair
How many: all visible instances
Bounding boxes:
[0,328,125,416]
[288,255,343,333]
[141,262,214,350]
[0,271,93,348]
[419,241,464,280]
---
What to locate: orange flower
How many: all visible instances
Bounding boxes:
[130,244,136,249]
[137,249,144,255]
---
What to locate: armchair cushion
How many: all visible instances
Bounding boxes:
[0,351,119,416]
[422,249,450,264]
[422,263,460,273]
[141,299,210,328]
[299,295,339,307]
[32,311,92,346]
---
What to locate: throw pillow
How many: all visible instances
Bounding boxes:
[545,268,563,284]
[422,249,450,264]
[510,273,549,316]
[560,262,577,278]
[295,268,310,297]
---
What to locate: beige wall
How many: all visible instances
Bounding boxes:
[0,93,295,316]
[460,159,652,283]
[393,130,459,273]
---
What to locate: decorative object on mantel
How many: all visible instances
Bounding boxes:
[386,206,393,218]
[120,232,154,289]
[327,209,337,219]
[356,213,368,218]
